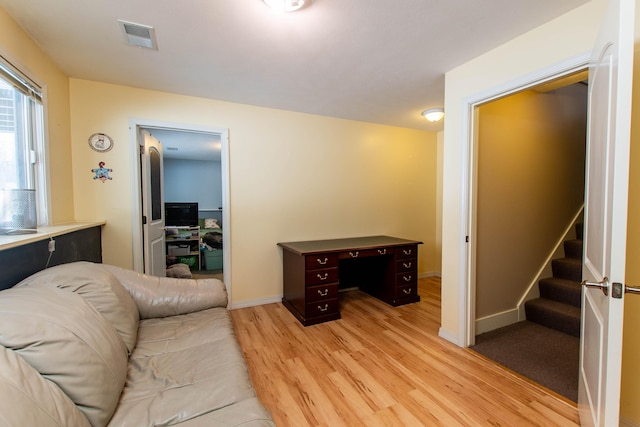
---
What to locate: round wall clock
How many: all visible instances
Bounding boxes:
[88,133,114,152]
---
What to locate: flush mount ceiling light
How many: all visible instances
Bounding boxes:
[422,108,444,122]
[263,0,307,13]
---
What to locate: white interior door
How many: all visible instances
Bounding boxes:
[579,0,634,425]
[141,129,166,277]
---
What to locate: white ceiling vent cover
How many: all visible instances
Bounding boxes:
[117,20,157,50]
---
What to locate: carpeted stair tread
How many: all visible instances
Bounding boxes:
[524,298,581,337]
[538,277,582,308]
[551,257,582,282]
[563,239,583,260]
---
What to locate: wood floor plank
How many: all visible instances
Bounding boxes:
[230,277,579,426]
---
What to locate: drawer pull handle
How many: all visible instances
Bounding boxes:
[349,251,359,258]
[318,289,329,297]
[403,262,412,268]
[378,249,386,255]
[318,304,329,312]
[316,257,328,265]
[317,273,329,281]
[403,288,412,295]
[403,275,412,282]
[403,249,412,255]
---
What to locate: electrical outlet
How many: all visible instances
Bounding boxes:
[48,239,55,252]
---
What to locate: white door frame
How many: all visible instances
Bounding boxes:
[129,118,231,298]
[460,53,591,347]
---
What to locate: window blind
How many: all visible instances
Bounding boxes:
[0,55,42,102]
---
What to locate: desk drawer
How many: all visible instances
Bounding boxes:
[396,271,417,286]
[338,247,394,259]
[306,298,339,317]
[396,245,417,259]
[396,259,416,272]
[306,283,339,302]
[305,253,338,269]
[395,284,418,299]
[305,268,339,285]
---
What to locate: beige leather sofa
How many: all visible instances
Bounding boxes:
[0,261,274,427]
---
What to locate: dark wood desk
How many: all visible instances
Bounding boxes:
[278,236,422,326]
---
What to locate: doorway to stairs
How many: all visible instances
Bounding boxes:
[469,71,588,401]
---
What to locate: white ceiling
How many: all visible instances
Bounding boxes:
[0,0,589,132]
[146,128,221,161]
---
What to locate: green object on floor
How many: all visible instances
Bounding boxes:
[203,249,223,270]
[177,255,198,269]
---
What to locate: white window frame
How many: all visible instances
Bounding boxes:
[0,54,48,226]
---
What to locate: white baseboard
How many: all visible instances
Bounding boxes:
[475,308,520,334]
[421,271,441,278]
[229,295,282,310]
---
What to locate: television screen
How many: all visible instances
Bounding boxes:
[165,202,198,227]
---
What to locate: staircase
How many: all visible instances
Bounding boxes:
[524,224,583,337]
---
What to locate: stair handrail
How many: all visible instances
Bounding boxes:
[516,204,584,319]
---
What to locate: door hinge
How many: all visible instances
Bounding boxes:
[139,145,145,155]
[465,236,469,243]
[142,215,147,225]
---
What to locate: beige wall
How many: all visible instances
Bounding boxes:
[620,12,640,425]
[435,131,444,270]
[0,8,74,223]
[475,85,586,319]
[69,79,439,305]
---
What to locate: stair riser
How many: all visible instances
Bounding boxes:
[539,279,581,308]
[552,259,582,282]
[525,301,580,338]
[563,240,583,260]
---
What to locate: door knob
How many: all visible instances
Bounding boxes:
[581,277,609,296]
[582,277,640,298]
[624,284,640,296]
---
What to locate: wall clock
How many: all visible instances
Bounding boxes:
[88,133,114,152]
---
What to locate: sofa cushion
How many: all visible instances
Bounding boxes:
[107,307,259,426]
[0,345,91,427]
[16,261,139,354]
[0,286,128,427]
[102,264,228,319]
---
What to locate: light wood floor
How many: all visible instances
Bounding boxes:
[230,277,579,426]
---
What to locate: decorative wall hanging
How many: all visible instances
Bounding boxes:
[92,161,113,182]
[88,133,114,152]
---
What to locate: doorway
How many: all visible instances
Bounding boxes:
[147,128,224,280]
[467,70,588,401]
[129,119,231,296]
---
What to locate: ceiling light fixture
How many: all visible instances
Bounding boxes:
[263,0,307,13]
[422,108,444,122]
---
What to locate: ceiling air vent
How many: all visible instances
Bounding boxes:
[117,20,158,50]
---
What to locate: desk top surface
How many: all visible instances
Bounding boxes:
[277,235,422,256]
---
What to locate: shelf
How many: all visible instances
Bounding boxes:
[166,225,201,270]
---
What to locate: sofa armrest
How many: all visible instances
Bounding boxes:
[101,265,228,319]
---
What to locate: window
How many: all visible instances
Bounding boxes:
[0,57,47,227]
